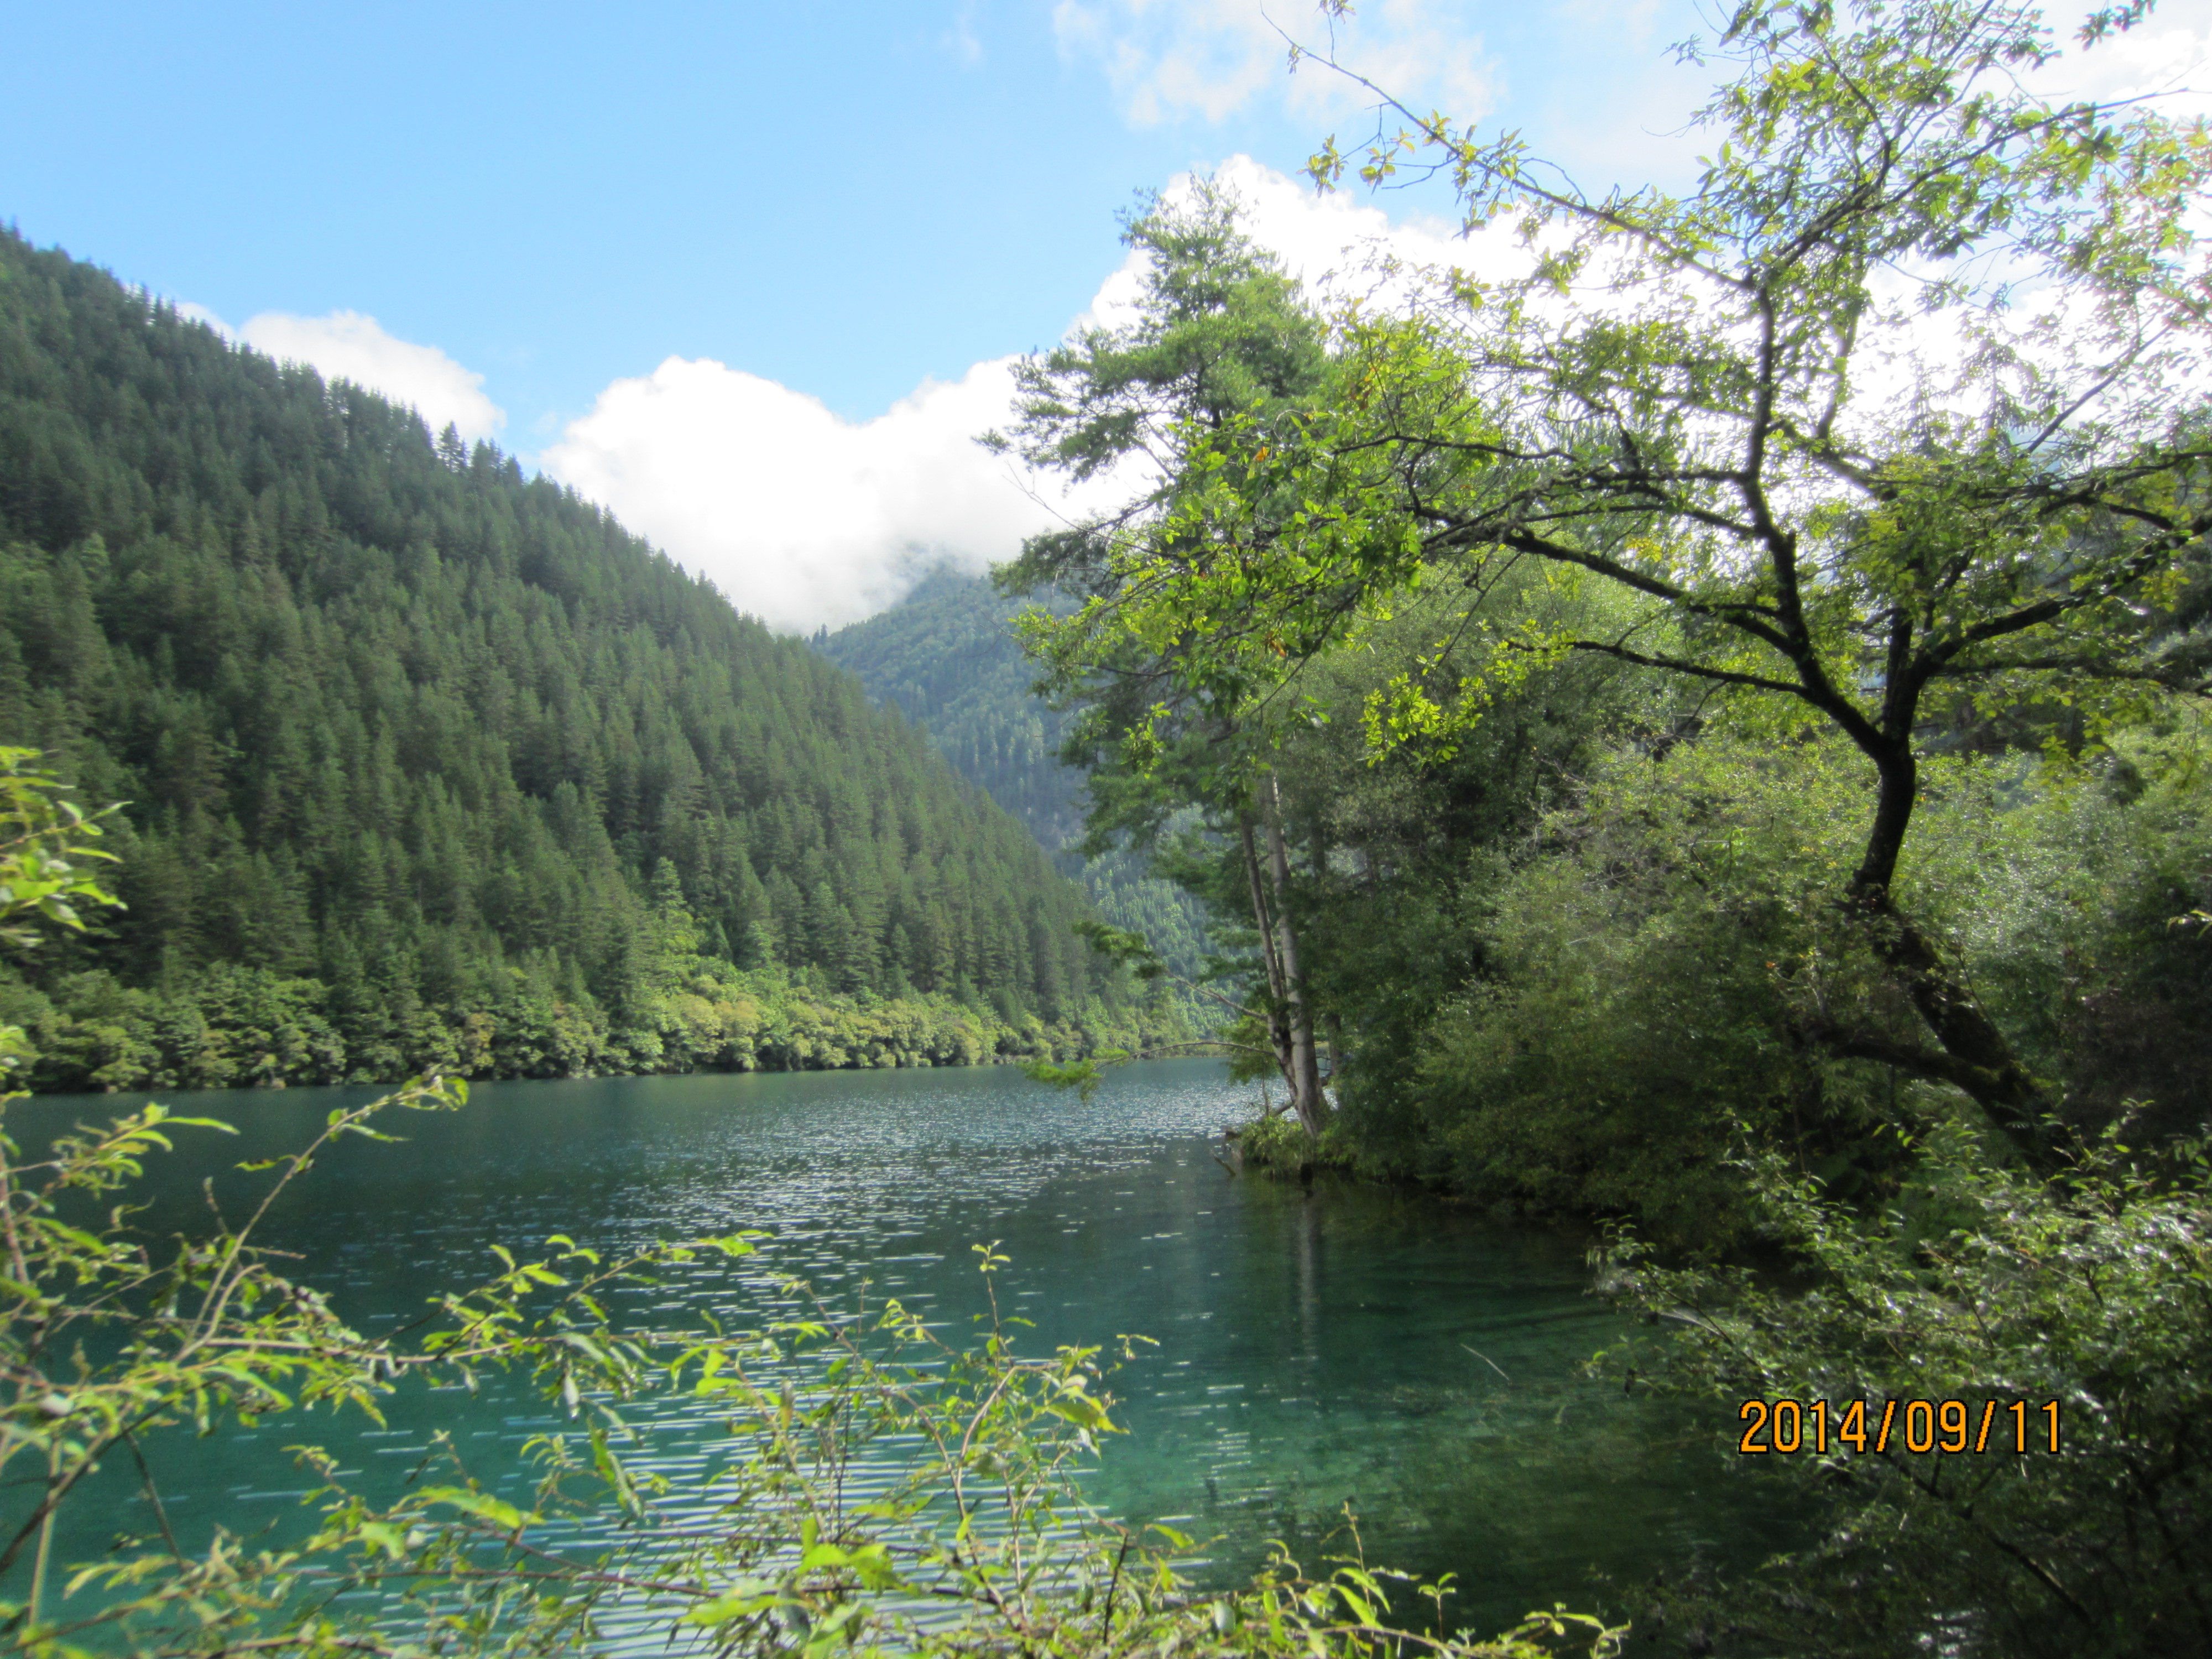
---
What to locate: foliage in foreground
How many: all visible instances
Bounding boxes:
[1358,722,2210,1248]
[1597,1123,2212,1657]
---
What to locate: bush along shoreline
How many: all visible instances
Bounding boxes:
[0,955,1192,1094]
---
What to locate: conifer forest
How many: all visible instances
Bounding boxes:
[0,229,1183,1090]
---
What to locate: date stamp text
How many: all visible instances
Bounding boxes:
[1736,1398,2062,1455]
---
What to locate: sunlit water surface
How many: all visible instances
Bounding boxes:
[13,1060,1787,1645]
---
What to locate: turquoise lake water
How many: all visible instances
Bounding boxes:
[8,1058,1788,1645]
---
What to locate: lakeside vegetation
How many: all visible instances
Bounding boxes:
[1002,4,2211,1225]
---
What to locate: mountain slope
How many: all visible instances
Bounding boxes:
[817,568,1213,980]
[0,228,1172,1089]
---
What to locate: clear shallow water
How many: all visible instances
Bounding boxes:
[11,1060,1787,1641]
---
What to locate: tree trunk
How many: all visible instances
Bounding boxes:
[1310,827,1344,1086]
[1835,739,2064,1173]
[1238,813,1300,1110]
[1265,780,1329,1138]
[1841,887,2065,1171]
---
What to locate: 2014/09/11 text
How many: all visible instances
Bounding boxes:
[1737,1399,2062,1456]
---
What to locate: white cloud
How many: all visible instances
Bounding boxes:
[1055,0,1496,128]
[1076,154,1520,350]
[539,354,1126,635]
[180,304,506,444]
[1199,153,1479,299]
[2025,0,2212,121]
[946,0,984,64]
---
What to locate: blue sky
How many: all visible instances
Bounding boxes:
[7,0,2205,629]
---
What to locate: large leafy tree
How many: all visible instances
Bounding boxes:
[1105,0,2211,1167]
[992,185,1347,1134]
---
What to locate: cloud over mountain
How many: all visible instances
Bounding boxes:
[181,305,506,444]
[538,354,1097,634]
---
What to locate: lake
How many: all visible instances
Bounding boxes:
[9,1058,1787,1644]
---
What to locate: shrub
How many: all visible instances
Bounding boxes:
[1595,1124,2212,1656]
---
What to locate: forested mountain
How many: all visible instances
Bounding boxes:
[817,568,1082,846]
[0,228,1180,1091]
[817,568,1213,979]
